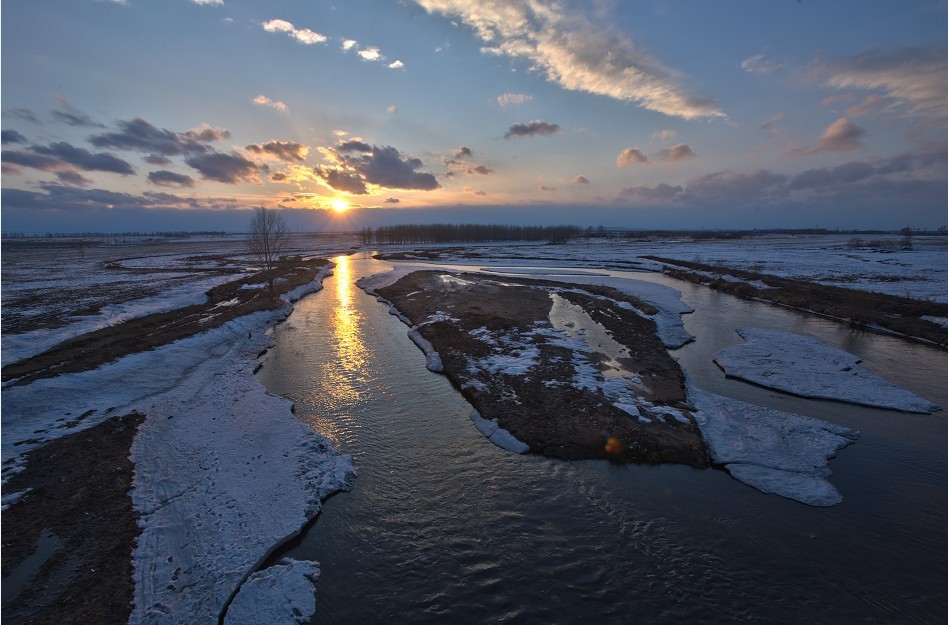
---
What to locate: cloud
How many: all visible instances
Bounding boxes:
[741,54,784,74]
[270,172,288,182]
[245,140,309,162]
[342,39,358,51]
[316,142,440,194]
[192,0,223,4]
[787,117,865,156]
[812,47,948,125]
[2,130,26,145]
[148,170,196,188]
[684,169,788,204]
[185,151,263,184]
[655,143,696,162]
[616,147,648,167]
[504,120,561,139]
[472,164,493,175]
[571,175,590,184]
[652,129,677,141]
[454,146,473,158]
[50,95,104,127]
[539,185,557,192]
[90,117,228,156]
[333,130,349,137]
[358,47,383,61]
[1,184,204,213]
[758,113,785,130]
[144,154,173,166]
[387,105,398,113]
[4,142,135,175]
[261,19,327,45]
[388,60,405,69]
[4,108,40,124]
[619,182,683,202]
[845,95,883,117]
[385,197,400,204]
[55,171,93,186]
[252,94,288,113]
[789,162,876,190]
[415,0,723,119]
[497,93,533,107]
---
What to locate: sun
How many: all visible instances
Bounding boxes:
[331,198,349,213]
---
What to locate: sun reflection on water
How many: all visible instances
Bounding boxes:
[323,254,368,407]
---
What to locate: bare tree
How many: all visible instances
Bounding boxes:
[248,207,289,300]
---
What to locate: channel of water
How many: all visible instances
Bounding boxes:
[257,253,948,625]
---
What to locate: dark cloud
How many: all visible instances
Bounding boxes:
[472,164,493,175]
[55,171,93,186]
[245,140,308,162]
[185,151,263,184]
[619,183,683,201]
[50,104,103,128]
[571,175,590,184]
[385,197,401,204]
[316,143,440,194]
[148,170,196,188]
[315,167,368,194]
[790,162,876,190]
[616,147,648,167]
[454,146,473,158]
[655,143,696,162]
[3,142,135,175]
[5,108,40,124]
[90,117,227,156]
[684,169,787,204]
[32,142,135,175]
[270,172,288,182]
[504,120,561,139]
[144,154,173,166]
[2,130,27,145]
[539,185,557,192]
[337,140,372,153]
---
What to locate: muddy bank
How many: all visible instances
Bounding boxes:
[1,413,144,625]
[644,256,948,347]
[376,271,708,467]
[2,258,331,386]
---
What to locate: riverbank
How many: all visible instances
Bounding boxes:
[1,259,354,625]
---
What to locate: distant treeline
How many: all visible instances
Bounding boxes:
[361,224,582,245]
[2,230,229,240]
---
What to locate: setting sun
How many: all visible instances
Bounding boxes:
[331,199,349,213]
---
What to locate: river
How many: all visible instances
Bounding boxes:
[257,253,948,625]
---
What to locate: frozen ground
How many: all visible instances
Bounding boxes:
[1,265,355,625]
[715,328,940,414]
[384,233,948,303]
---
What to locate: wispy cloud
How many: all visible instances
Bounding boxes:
[504,120,561,139]
[812,47,948,125]
[262,19,327,45]
[497,93,532,107]
[90,117,229,156]
[415,0,723,120]
[652,129,677,141]
[148,170,196,188]
[252,94,288,113]
[741,54,784,74]
[191,0,224,5]
[245,140,309,162]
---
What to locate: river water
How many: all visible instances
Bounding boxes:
[257,254,948,625]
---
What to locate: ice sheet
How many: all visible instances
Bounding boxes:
[715,328,939,413]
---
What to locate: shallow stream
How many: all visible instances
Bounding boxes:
[257,253,948,625]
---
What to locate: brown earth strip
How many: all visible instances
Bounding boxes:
[1,413,144,625]
[2,258,331,386]
[377,271,708,467]
[643,256,948,347]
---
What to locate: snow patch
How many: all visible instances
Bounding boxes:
[469,410,529,454]
[224,558,319,625]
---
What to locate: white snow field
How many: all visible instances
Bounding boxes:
[1,270,355,625]
[688,387,859,506]
[715,328,940,413]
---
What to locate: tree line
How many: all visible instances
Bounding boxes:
[360,223,582,245]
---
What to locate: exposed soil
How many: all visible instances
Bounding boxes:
[1,413,144,625]
[377,271,708,467]
[2,258,331,386]
[643,256,948,347]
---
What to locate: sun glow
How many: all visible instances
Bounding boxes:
[331,198,349,213]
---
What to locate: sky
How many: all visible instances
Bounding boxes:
[2,0,948,233]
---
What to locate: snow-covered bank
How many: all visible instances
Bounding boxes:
[689,387,859,506]
[715,328,940,413]
[2,266,355,625]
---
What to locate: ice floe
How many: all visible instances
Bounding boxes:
[469,410,529,454]
[224,558,320,625]
[715,328,939,413]
[689,386,858,506]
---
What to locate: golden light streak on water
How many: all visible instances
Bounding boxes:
[321,254,368,407]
